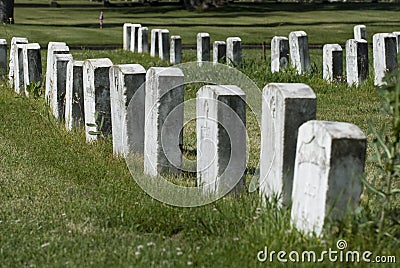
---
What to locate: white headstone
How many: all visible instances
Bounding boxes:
[22,43,42,97]
[354,25,367,40]
[52,53,73,120]
[129,24,142,53]
[170,35,182,65]
[271,36,289,73]
[346,39,368,86]
[213,41,226,64]
[291,120,366,236]
[65,60,84,130]
[323,44,343,82]
[150,29,161,57]
[138,27,149,53]
[197,33,210,63]
[197,85,246,195]
[83,58,113,142]
[144,67,184,176]
[289,31,311,74]
[260,83,316,206]
[373,33,398,86]
[45,42,69,103]
[123,23,133,51]
[226,37,242,67]
[13,44,26,94]
[9,37,28,87]
[393,32,400,53]
[158,29,170,61]
[0,39,7,77]
[110,64,146,156]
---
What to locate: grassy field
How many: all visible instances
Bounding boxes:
[1,2,400,267]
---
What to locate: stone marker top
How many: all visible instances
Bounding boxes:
[54,53,73,61]
[171,35,181,39]
[72,60,84,66]
[148,66,184,77]
[289,31,307,37]
[348,38,367,44]
[199,84,245,97]
[152,28,161,32]
[374,32,396,38]
[227,37,242,42]
[198,32,210,37]
[113,64,146,74]
[124,23,141,27]
[160,29,169,33]
[84,58,113,68]
[24,43,41,49]
[48,41,66,47]
[265,83,316,99]
[323,44,342,50]
[11,37,28,44]
[300,120,366,141]
[214,41,226,44]
[0,39,7,44]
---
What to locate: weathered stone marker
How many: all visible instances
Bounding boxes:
[289,31,311,74]
[65,60,84,130]
[13,44,26,94]
[213,41,226,64]
[144,67,184,176]
[110,64,146,156]
[197,85,246,195]
[260,83,316,206]
[393,32,400,53]
[138,27,149,53]
[271,36,289,73]
[130,24,142,53]
[170,35,182,65]
[83,58,113,142]
[323,44,343,82]
[52,54,73,120]
[354,25,367,40]
[150,29,161,57]
[9,37,28,87]
[158,29,170,61]
[123,23,133,51]
[373,33,398,86]
[23,43,42,96]
[226,37,242,67]
[0,39,7,77]
[197,33,210,63]
[346,39,368,86]
[291,120,366,236]
[45,42,69,103]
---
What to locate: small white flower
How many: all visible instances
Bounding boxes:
[233,237,239,241]
[187,261,193,266]
[135,251,141,256]
[41,242,50,248]
[177,251,183,256]
[176,247,182,251]
[137,245,144,250]
[147,242,155,247]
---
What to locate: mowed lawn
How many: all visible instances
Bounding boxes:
[0,2,400,267]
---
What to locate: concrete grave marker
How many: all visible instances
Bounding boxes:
[144,67,184,176]
[130,24,142,53]
[23,43,42,96]
[158,29,170,61]
[373,33,398,86]
[0,39,7,77]
[45,42,69,103]
[52,54,73,120]
[260,83,316,206]
[323,44,343,82]
[271,36,289,73]
[110,64,146,156]
[123,23,133,51]
[138,27,149,53]
[170,35,182,65]
[354,25,367,40]
[213,41,226,64]
[9,37,28,87]
[83,58,113,142]
[65,60,84,130]
[197,33,210,63]
[150,29,161,57]
[346,39,368,86]
[226,37,242,67]
[197,85,246,195]
[13,44,26,94]
[291,120,366,236]
[289,31,311,74]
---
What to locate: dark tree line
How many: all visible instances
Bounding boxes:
[0,0,14,24]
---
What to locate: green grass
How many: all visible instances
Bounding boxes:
[2,2,400,47]
[1,2,400,267]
